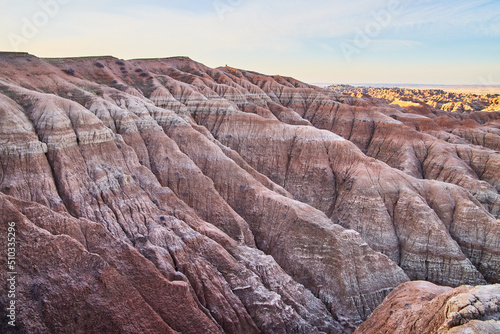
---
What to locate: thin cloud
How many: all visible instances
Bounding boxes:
[392,0,500,34]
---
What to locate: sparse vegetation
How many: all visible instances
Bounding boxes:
[76,84,102,96]
[62,68,75,76]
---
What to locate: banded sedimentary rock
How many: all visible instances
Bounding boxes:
[1,52,499,333]
[355,281,500,334]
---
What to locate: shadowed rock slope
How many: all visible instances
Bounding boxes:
[0,52,499,333]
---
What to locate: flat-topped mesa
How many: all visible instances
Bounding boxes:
[0,51,31,58]
[1,54,500,334]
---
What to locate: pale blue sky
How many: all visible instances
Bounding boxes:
[1,0,499,84]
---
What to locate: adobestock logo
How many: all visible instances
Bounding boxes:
[8,0,71,51]
[340,0,401,63]
[213,0,244,20]
[478,74,500,86]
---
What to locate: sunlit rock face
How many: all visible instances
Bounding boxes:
[329,85,500,113]
[0,52,499,333]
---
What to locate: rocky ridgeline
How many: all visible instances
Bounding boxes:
[328,84,500,113]
[0,52,499,333]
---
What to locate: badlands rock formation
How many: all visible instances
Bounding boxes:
[329,85,500,113]
[355,281,500,334]
[0,52,499,333]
